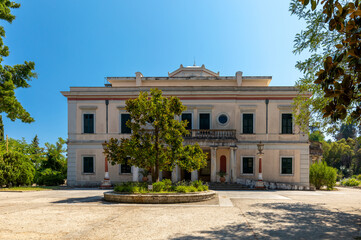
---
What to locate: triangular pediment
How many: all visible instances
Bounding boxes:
[168,64,219,77]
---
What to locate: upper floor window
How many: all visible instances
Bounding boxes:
[83,156,95,174]
[120,113,131,134]
[281,113,293,134]
[243,113,254,134]
[199,113,210,130]
[83,114,94,134]
[181,113,192,130]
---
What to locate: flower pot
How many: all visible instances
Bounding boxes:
[220,177,226,183]
[142,176,148,182]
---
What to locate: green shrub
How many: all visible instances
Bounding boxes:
[355,175,361,181]
[36,168,65,186]
[341,178,361,186]
[188,186,197,192]
[192,180,203,188]
[162,179,172,191]
[175,185,188,193]
[310,161,337,190]
[152,181,165,192]
[198,185,208,191]
[0,151,35,187]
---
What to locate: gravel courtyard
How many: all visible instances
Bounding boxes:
[0,187,360,240]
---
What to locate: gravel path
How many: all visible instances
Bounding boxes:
[0,188,360,239]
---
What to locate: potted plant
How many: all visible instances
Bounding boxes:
[217,171,228,183]
[140,169,150,182]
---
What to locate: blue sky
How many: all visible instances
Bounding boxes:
[3,0,308,146]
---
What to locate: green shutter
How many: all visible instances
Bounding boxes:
[199,113,210,129]
[83,157,94,173]
[281,158,293,174]
[243,114,253,134]
[121,114,131,134]
[182,113,192,130]
[243,157,254,174]
[282,114,292,134]
[84,114,94,133]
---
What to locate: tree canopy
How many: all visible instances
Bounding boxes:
[104,89,207,182]
[291,0,361,133]
[0,1,36,141]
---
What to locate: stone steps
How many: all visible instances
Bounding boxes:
[208,183,250,190]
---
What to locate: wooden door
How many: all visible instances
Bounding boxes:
[220,155,227,172]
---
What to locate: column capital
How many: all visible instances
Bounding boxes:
[230,146,238,150]
[210,146,218,150]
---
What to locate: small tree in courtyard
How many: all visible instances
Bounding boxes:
[103,88,207,182]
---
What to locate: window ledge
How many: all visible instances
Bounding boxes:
[280,174,294,176]
[241,173,254,176]
[119,173,132,175]
[82,173,95,175]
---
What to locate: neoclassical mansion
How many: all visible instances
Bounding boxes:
[61,65,310,187]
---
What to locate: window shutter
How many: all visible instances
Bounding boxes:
[121,114,131,134]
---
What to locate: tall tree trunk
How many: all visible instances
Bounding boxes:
[0,115,4,142]
[154,126,160,182]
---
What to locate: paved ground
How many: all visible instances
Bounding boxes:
[0,187,360,240]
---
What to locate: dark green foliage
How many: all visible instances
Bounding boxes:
[334,124,356,141]
[104,89,207,182]
[0,151,35,187]
[114,180,209,193]
[0,1,37,140]
[310,161,337,190]
[309,130,325,142]
[290,0,361,134]
[35,138,67,186]
[35,168,64,186]
[152,181,165,192]
[341,178,361,186]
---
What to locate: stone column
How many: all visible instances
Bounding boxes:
[191,170,198,181]
[132,166,139,182]
[172,165,179,183]
[100,156,111,189]
[255,153,264,188]
[210,146,217,182]
[230,146,238,183]
[159,170,163,181]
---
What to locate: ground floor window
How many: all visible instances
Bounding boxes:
[83,156,94,174]
[119,158,132,174]
[242,157,254,174]
[281,157,293,175]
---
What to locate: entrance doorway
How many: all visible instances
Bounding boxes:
[180,170,192,181]
[199,150,211,182]
[220,155,227,173]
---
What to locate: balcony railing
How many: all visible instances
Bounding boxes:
[184,129,236,139]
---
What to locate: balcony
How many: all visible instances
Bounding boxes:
[184,129,236,140]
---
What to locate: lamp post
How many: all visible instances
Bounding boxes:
[100,141,112,189]
[255,141,265,189]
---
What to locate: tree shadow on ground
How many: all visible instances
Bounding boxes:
[51,196,112,204]
[170,202,361,240]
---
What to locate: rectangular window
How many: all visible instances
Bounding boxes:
[120,158,132,174]
[243,114,254,134]
[181,113,192,130]
[281,157,293,174]
[121,114,131,134]
[83,156,94,173]
[282,114,293,134]
[83,114,94,133]
[242,157,254,174]
[199,113,210,130]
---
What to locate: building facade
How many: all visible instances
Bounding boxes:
[61,65,310,187]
